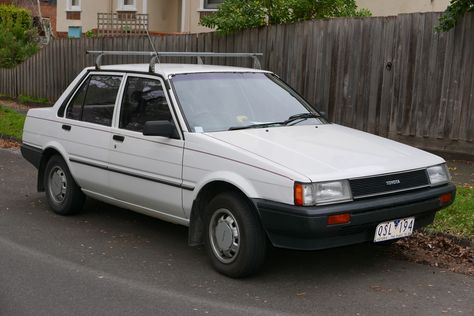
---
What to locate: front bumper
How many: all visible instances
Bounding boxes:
[253,183,456,251]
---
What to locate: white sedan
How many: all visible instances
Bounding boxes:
[21,60,455,277]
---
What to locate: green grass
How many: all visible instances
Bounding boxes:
[0,105,26,140]
[18,94,49,104]
[430,187,474,238]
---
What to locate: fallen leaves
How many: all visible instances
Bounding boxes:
[0,138,20,149]
[392,231,474,276]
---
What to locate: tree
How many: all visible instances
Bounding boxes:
[200,0,371,35]
[437,0,474,32]
[0,4,38,68]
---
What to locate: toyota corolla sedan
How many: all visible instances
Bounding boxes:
[21,61,455,277]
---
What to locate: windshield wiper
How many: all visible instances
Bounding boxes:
[283,112,320,125]
[228,122,284,131]
[228,112,320,131]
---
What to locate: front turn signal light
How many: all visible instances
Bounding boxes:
[327,213,351,225]
[439,193,453,205]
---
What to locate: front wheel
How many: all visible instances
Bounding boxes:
[204,192,267,278]
[44,155,85,215]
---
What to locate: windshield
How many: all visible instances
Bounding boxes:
[171,72,325,132]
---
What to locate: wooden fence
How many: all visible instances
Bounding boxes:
[0,12,473,156]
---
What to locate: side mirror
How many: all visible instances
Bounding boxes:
[143,121,179,139]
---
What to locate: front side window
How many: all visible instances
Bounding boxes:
[119,77,172,132]
[66,75,122,126]
[171,72,324,133]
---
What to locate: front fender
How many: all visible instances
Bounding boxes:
[191,171,260,201]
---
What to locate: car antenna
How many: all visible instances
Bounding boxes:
[146,29,159,73]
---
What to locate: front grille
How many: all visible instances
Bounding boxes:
[349,169,429,199]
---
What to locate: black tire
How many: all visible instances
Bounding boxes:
[44,155,85,215]
[204,192,267,278]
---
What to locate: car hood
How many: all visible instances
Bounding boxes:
[206,124,444,182]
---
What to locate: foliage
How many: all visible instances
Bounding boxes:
[200,0,371,34]
[85,30,95,38]
[437,0,474,32]
[0,4,31,29]
[18,94,49,104]
[0,5,39,68]
[0,105,26,140]
[430,187,474,238]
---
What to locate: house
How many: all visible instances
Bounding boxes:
[356,0,449,16]
[56,0,220,36]
[56,0,451,37]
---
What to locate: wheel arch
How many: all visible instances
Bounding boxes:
[188,180,261,247]
[37,143,70,192]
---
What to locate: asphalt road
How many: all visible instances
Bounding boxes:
[0,148,473,316]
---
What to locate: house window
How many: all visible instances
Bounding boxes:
[203,0,223,10]
[118,0,136,11]
[66,0,80,11]
[66,12,81,20]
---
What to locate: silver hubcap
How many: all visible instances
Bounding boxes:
[48,166,67,204]
[209,208,240,264]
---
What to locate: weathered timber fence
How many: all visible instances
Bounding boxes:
[0,12,473,156]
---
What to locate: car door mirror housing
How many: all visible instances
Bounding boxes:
[143,121,179,139]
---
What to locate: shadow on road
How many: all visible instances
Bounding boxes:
[79,197,397,281]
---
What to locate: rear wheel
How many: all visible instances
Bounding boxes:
[44,155,85,215]
[204,192,267,278]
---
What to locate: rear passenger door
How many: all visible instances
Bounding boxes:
[62,72,124,196]
[108,74,185,220]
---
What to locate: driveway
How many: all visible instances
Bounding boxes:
[0,148,472,315]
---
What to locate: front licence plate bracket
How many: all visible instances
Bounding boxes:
[374,217,415,242]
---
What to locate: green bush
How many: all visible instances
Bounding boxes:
[201,0,371,35]
[437,0,474,32]
[0,4,32,29]
[0,4,38,68]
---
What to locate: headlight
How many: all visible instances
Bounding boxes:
[294,180,352,206]
[427,164,450,185]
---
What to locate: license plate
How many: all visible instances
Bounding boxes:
[374,217,415,242]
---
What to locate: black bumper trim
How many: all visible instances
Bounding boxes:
[253,183,456,251]
[21,144,42,169]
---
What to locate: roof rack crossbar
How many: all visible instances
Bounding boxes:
[86,51,264,72]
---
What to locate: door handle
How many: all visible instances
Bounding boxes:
[113,135,125,142]
[62,124,71,131]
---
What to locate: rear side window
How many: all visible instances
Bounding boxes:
[66,75,122,126]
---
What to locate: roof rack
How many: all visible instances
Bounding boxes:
[86,51,263,72]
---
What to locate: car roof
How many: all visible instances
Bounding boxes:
[90,63,271,77]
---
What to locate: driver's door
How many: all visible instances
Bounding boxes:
[108,74,185,220]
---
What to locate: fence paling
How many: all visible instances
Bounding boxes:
[0,12,472,156]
